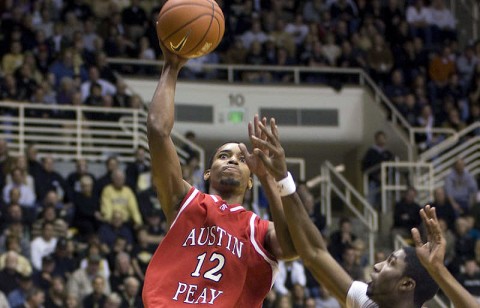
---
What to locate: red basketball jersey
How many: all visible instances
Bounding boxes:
[142,187,278,307]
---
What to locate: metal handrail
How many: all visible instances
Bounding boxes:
[420,122,480,162]
[321,161,378,264]
[0,101,204,170]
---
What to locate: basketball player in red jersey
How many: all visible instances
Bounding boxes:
[142,43,297,306]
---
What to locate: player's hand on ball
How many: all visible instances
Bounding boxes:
[158,37,188,70]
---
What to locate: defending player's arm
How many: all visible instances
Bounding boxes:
[147,42,191,227]
[239,116,297,260]
[252,119,353,304]
[412,206,480,308]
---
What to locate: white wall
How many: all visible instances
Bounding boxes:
[127,79,365,144]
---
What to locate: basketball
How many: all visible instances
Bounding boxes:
[156,0,225,59]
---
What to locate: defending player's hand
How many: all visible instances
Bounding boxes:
[250,118,288,182]
[239,115,269,178]
[411,205,446,272]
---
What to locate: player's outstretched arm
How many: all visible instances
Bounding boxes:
[252,119,353,303]
[147,40,191,227]
[412,205,480,308]
[239,115,297,260]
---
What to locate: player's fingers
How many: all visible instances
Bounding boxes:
[270,118,280,141]
[238,143,251,157]
[253,148,273,170]
[257,122,279,146]
[411,228,423,248]
[253,115,260,138]
[251,135,278,154]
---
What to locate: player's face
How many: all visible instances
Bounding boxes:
[366,249,408,303]
[206,143,251,192]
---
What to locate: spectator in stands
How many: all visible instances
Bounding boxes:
[457,45,478,90]
[240,18,269,50]
[17,287,45,308]
[109,252,136,293]
[72,175,101,237]
[81,66,116,102]
[49,48,87,87]
[3,167,36,208]
[0,222,30,259]
[444,158,478,215]
[0,251,21,295]
[340,245,365,281]
[95,52,118,84]
[437,218,456,268]
[0,239,32,276]
[431,187,456,230]
[121,0,147,41]
[2,40,24,75]
[391,187,422,241]
[429,45,456,93]
[8,273,34,307]
[35,155,69,204]
[33,255,56,291]
[26,144,42,182]
[30,222,58,271]
[79,243,110,281]
[0,139,14,190]
[428,0,456,44]
[44,275,67,308]
[104,292,122,308]
[451,217,477,275]
[67,254,111,302]
[274,260,307,296]
[67,158,96,196]
[125,147,150,192]
[120,276,142,307]
[83,274,108,308]
[112,80,131,108]
[303,0,327,23]
[328,217,357,262]
[367,34,394,85]
[51,238,76,280]
[361,130,395,208]
[384,69,409,107]
[31,205,68,239]
[95,156,119,196]
[98,210,134,250]
[406,0,432,46]
[285,14,310,48]
[456,258,480,301]
[100,169,142,227]
[131,227,154,281]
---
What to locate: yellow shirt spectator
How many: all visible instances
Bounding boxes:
[101,170,143,226]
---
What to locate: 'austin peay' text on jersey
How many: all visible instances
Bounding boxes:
[142,187,279,307]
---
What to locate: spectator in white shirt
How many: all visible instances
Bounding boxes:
[457,45,478,90]
[406,0,432,46]
[428,0,456,43]
[274,260,307,296]
[30,222,58,271]
[80,66,116,102]
[3,168,36,208]
[285,14,310,47]
[240,18,269,50]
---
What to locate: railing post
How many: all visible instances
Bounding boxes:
[19,106,25,155]
[228,66,234,83]
[76,106,82,159]
[381,163,387,214]
[474,1,479,41]
[294,68,300,85]
[133,110,139,150]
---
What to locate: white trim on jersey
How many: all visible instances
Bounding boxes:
[249,213,279,287]
[210,195,219,202]
[230,206,244,212]
[170,188,200,228]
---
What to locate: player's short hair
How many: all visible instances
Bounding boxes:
[403,246,439,307]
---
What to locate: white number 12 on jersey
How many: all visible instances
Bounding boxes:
[191,252,225,282]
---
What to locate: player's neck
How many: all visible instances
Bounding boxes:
[378,298,416,308]
[209,187,244,205]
